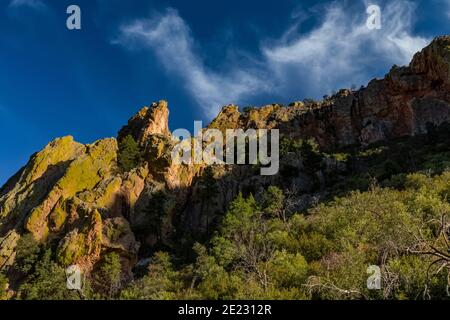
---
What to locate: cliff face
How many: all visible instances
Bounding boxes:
[0,136,139,274]
[2,36,450,279]
[117,101,171,146]
[0,100,199,276]
[209,36,450,148]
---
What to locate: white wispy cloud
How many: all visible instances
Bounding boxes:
[113,8,270,117]
[114,1,429,117]
[9,0,46,10]
[262,0,429,97]
[445,0,450,18]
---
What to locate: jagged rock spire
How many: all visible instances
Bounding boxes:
[118,100,170,146]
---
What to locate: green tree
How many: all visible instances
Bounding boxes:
[211,193,274,291]
[300,139,322,173]
[191,243,242,299]
[14,233,41,275]
[94,252,122,299]
[267,250,308,288]
[0,273,8,300]
[17,249,80,300]
[280,137,301,156]
[118,135,142,172]
[142,190,168,244]
[121,252,183,300]
[203,190,311,299]
[262,186,285,218]
[199,167,219,236]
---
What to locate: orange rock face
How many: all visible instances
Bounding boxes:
[118,100,170,146]
[205,36,450,149]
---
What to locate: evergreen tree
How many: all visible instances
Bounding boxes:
[17,249,80,300]
[262,186,285,218]
[143,191,168,244]
[94,252,122,299]
[0,273,8,300]
[300,139,322,173]
[199,167,219,236]
[121,252,183,300]
[118,135,142,172]
[14,233,41,275]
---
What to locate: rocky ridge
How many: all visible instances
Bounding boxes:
[2,36,450,281]
[209,36,450,148]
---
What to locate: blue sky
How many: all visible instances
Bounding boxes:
[0,0,449,185]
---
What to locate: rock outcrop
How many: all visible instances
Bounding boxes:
[207,36,450,149]
[118,100,170,146]
[2,36,450,285]
[0,136,139,273]
[0,100,199,276]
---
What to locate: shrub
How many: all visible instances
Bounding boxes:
[121,252,183,300]
[94,252,122,299]
[0,273,8,300]
[118,135,142,172]
[14,233,41,275]
[17,249,80,300]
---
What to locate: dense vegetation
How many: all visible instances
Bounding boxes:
[120,171,450,299]
[2,125,450,300]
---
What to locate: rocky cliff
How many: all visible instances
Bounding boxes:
[209,36,450,148]
[2,36,450,281]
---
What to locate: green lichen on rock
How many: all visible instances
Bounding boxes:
[0,136,84,221]
[0,230,20,271]
[2,136,117,242]
[144,134,173,174]
[246,104,280,124]
[55,208,103,267]
[56,229,86,266]
[23,138,117,240]
[103,217,128,243]
[48,199,68,232]
[208,104,241,132]
[78,176,122,209]
[24,136,85,184]
[57,138,118,198]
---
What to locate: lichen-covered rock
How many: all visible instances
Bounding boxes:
[24,138,118,240]
[48,198,68,233]
[56,229,88,266]
[78,176,123,215]
[208,104,242,133]
[144,134,173,178]
[0,136,84,222]
[0,230,20,271]
[0,136,130,272]
[55,207,103,268]
[102,217,139,255]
